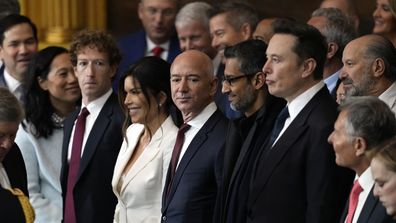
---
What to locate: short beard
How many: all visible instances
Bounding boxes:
[345,73,376,97]
[231,84,256,113]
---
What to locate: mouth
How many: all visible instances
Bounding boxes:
[128,107,140,116]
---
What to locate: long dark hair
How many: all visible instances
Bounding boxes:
[118,56,182,139]
[23,46,69,138]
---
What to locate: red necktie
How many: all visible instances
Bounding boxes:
[152,46,164,57]
[64,107,90,223]
[346,180,363,223]
[167,123,190,195]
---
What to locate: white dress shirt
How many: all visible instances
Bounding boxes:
[273,82,325,145]
[67,89,112,160]
[0,162,11,189]
[347,167,374,223]
[176,102,217,169]
[146,37,170,61]
[4,69,22,101]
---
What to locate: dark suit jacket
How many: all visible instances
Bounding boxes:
[60,93,124,223]
[0,65,6,88]
[339,186,395,223]
[247,86,353,223]
[215,95,286,222]
[161,109,228,223]
[114,29,181,90]
[1,144,29,223]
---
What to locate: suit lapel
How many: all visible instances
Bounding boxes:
[164,110,221,209]
[357,187,378,223]
[76,95,115,181]
[249,87,327,206]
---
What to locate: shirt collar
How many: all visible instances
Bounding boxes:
[186,102,217,129]
[146,36,170,54]
[3,69,21,93]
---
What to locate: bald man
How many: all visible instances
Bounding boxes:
[161,50,228,223]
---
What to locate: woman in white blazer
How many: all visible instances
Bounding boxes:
[112,56,181,223]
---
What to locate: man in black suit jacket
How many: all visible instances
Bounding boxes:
[247,20,353,223]
[308,7,356,100]
[161,50,228,222]
[215,39,285,223]
[60,30,124,223]
[0,87,32,222]
[328,96,396,223]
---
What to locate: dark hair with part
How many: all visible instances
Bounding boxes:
[0,14,37,45]
[118,56,182,139]
[272,19,327,80]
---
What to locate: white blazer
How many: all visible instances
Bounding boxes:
[112,116,178,223]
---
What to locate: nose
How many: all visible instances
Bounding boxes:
[373,7,380,18]
[373,183,380,197]
[262,60,271,75]
[185,39,193,50]
[19,43,28,54]
[179,78,189,92]
[0,137,13,151]
[211,36,219,49]
[327,132,334,144]
[339,68,347,80]
[221,79,230,94]
[124,93,133,106]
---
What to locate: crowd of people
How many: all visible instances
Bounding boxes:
[2,0,396,222]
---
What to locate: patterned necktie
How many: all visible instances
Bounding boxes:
[64,107,90,223]
[346,180,363,223]
[152,46,164,57]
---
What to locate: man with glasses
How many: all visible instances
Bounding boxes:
[60,30,124,223]
[215,39,285,223]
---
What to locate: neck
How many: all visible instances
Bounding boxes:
[369,78,393,97]
[245,90,267,117]
[145,111,168,139]
[323,59,342,79]
[51,98,76,117]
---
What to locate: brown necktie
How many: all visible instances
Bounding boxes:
[64,107,90,223]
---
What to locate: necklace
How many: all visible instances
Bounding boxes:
[51,113,65,128]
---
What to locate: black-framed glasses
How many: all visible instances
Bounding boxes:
[222,72,258,86]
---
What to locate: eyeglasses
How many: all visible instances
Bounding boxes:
[222,72,258,86]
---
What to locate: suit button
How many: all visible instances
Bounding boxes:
[162,216,167,221]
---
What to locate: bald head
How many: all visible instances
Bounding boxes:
[170,50,217,121]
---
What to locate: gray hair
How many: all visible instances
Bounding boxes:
[340,96,396,149]
[0,87,23,123]
[175,2,212,30]
[311,7,356,59]
[363,34,396,81]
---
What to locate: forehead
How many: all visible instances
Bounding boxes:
[141,0,176,8]
[177,21,208,35]
[77,46,108,60]
[210,13,232,29]
[171,56,208,76]
[225,58,241,72]
[3,23,34,40]
[343,38,367,58]
[0,121,19,134]
[335,109,348,128]
[267,34,297,56]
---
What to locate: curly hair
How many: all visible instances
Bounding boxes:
[70,30,122,67]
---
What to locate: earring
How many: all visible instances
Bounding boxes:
[159,103,162,107]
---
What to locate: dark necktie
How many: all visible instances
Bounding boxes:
[269,106,289,146]
[346,180,363,223]
[167,123,191,196]
[64,107,90,223]
[152,46,164,57]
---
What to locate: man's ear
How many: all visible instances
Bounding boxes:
[240,23,253,40]
[354,136,367,157]
[327,42,339,60]
[253,72,265,89]
[372,58,385,78]
[301,58,316,78]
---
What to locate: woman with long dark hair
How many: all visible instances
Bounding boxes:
[15,46,81,222]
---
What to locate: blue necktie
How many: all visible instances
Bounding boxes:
[269,106,289,146]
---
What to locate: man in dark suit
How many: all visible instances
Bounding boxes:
[328,96,396,223]
[215,39,285,223]
[161,50,228,222]
[0,87,33,222]
[308,7,356,100]
[0,14,38,102]
[60,30,124,223]
[247,20,353,223]
[115,0,181,90]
